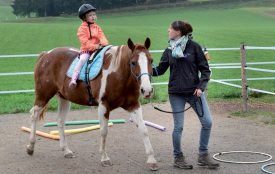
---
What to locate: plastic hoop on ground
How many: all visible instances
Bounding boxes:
[261,162,275,174]
[213,151,272,164]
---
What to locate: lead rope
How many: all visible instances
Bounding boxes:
[150,64,203,116]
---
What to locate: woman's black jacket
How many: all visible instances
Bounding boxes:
[152,40,211,96]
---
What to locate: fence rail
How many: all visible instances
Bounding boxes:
[1,45,275,110]
[1,46,275,59]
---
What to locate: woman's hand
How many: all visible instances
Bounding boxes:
[194,88,203,97]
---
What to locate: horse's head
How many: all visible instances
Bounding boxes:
[127,38,153,98]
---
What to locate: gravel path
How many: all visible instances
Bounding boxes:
[0,102,274,174]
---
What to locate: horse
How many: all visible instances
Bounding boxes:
[27,38,158,171]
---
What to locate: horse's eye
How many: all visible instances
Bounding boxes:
[131,61,137,66]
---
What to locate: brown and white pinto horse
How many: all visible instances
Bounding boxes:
[27,38,158,170]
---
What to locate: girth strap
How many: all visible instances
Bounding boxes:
[84,48,103,105]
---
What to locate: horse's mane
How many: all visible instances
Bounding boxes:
[105,45,130,71]
[36,51,47,62]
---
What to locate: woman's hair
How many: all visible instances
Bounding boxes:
[171,20,193,36]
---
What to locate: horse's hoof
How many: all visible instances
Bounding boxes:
[64,152,75,158]
[148,163,158,171]
[26,148,34,155]
[101,160,113,167]
[26,145,34,155]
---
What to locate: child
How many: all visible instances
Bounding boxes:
[69,4,109,87]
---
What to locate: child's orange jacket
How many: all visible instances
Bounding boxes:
[77,22,108,52]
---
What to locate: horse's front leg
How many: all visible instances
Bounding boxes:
[130,107,158,171]
[98,103,112,166]
[57,97,74,158]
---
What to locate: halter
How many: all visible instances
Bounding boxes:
[128,52,152,82]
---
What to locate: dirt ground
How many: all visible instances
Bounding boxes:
[0,101,274,174]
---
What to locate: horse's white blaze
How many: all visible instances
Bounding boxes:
[138,52,152,97]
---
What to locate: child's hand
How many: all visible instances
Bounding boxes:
[97,44,102,49]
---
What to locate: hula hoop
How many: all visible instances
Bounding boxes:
[213,151,272,164]
[261,162,275,174]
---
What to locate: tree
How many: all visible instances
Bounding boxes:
[11,0,190,18]
[11,0,32,17]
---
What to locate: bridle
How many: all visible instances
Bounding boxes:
[128,51,152,82]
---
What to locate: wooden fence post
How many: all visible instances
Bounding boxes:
[240,43,248,112]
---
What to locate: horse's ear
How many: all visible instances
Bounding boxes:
[144,37,151,49]
[128,38,135,51]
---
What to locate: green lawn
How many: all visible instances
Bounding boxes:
[0,2,275,114]
[0,5,16,21]
[0,0,12,5]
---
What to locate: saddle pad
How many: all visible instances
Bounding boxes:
[67,45,112,81]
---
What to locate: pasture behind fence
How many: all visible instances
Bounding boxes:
[1,45,275,111]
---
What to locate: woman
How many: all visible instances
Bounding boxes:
[153,20,219,170]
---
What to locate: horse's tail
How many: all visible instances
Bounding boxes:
[39,104,48,120]
[29,104,48,121]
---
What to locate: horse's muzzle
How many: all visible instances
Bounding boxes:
[141,87,154,99]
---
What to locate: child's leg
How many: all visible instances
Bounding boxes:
[70,53,90,86]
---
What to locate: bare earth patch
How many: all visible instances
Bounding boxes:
[0,102,274,174]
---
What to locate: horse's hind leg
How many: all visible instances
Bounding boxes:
[130,107,158,171]
[27,83,57,155]
[26,106,44,155]
[98,103,112,166]
[56,96,74,158]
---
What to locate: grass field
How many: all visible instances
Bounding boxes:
[0,5,16,21]
[0,1,275,114]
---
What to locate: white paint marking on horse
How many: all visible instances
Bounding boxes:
[106,46,123,71]
[99,47,120,100]
[27,105,43,153]
[98,103,110,162]
[138,52,152,95]
[130,107,157,165]
[114,46,123,70]
[56,96,73,157]
[105,46,118,57]
[69,48,80,53]
[47,49,54,54]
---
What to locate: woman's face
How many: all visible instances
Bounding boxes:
[168,26,181,40]
[85,11,97,23]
